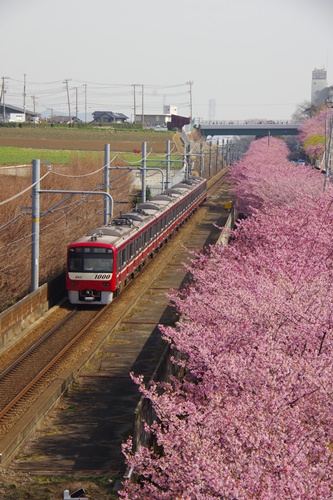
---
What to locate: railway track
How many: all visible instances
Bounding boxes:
[0,170,230,466]
[0,308,103,436]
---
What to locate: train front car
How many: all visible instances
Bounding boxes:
[66,232,116,305]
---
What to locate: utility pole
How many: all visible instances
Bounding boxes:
[1,77,4,121]
[31,95,36,125]
[23,73,27,121]
[215,138,219,174]
[64,79,72,125]
[75,87,78,120]
[324,99,333,189]
[141,84,144,127]
[1,76,9,122]
[132,84,138,123]
[186,80,193,121]
[83,83,87,122]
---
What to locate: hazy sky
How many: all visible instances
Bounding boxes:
[1,0,333,121]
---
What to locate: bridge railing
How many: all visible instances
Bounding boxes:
[197,119,296,126]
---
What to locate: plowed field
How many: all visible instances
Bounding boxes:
[0,127,175,152]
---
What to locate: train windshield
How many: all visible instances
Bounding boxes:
[68,246,113,273]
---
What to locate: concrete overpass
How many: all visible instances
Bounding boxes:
[197,121,300,138]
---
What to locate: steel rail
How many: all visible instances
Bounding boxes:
[0,306,107,419]
[0,310,77,380]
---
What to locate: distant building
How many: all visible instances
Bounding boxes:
[208,99,216,122]
[49,115,82,125]
[311,67,328,105]
[134,105,178,127]
[163,105,178,115]
[167,114,191,131]
[314,85,333,106]
[91,111,128,124]
[0,103,38,123]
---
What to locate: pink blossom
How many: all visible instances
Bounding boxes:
[121,138,333,499]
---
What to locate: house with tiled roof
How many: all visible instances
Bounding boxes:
[91,111,129,124]
[49,115,82,125]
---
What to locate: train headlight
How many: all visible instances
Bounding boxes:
[70,281,78,286]
[102,282,110,287]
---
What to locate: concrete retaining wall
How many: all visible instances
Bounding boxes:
[0,273,66,355]
[133,345,183,452]
[216,207,237,246]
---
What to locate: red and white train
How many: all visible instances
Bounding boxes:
[66,175,207,305]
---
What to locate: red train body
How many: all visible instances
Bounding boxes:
[66,176,207,305]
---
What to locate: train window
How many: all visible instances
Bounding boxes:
[129,242,134,258]
[134,235,140,253]
[68,254,82,272]
[68,246,113,273]
[121,248,127,266]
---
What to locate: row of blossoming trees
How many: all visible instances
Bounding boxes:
[121,108,333,499]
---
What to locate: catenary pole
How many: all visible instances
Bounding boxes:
[31,160,40,291]
[141,85,144,127]
[166,139,171,189]
[199,141,203,176]
[104,144,110,225]
[142,141,147,202]
[30,159,113,292]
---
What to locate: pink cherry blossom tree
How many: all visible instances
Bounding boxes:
[298,107,333,161]
[229,136,323,217]
[120,138,333,499]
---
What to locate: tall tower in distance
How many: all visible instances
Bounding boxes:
[208,99,216,122]
[311,67,327,105]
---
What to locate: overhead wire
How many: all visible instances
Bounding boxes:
[0,213,25,233]
[0,193,105,255]
[0,171,50,206]
[0,156,138,238]
[4,78,192,116]
[50,163,106,178]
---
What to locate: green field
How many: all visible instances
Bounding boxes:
[0,146,104,165]
[0,125,176,166]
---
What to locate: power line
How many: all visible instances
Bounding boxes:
[4,78,193,116]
